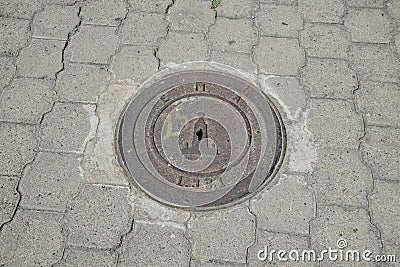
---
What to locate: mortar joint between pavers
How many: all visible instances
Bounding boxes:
[245,201,258,265]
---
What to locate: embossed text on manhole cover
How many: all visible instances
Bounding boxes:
[116,68,285,210]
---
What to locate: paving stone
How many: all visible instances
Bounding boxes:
[67,26,119,64]
[256,4,303,38]
[191,260,246,267]
[0,78,55,124]
[0,210,64,266]
[347,0,384,7]
[260,75,307,121]
[0,0,44,19]
[54,248,118,267]
[261,0,297,4]
[371,180,400,246]
[120,13,168,45]
[112,46,158,82]
[300,24,350,59]
[0,18,30,56]
[19,152,84,211]
[252,174,315,235]
[17,39,64,78]
[188,207,255,263]
[388,0,400,23]
[55,63,111,103]
[248,231,314,266]
[344,9,393,44]
[208,18,257,53]
[310,206,381,261]
[310,148,372,207]
[40,103,97,153]
[0,176,19,227]
[349,44,400,83]
[217,0,257,18]
[255,37,305,75]
[33,5,80,40]
[159,32,209,65]
[301,58,357,99]
[0,123,37,176]
[66,184,132,249]
[128,0,172,12]
[118,223,189,267]
[0,57,16,91]
[298,0,345,23]
[168,0,215,33]
[211,51,257,76]
[307,99,364,148]
[362,126,400,181]
[81,0,127,27]
[356,81,400,127]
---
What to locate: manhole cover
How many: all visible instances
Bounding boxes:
[117,68,285,210]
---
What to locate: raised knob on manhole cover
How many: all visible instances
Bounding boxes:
[116,67,286,210]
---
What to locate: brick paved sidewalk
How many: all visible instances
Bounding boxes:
[0,0,400,266]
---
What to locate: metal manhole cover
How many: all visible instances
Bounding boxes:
[116,68,286,210]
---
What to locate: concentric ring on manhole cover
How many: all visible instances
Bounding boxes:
[116,66,286,210]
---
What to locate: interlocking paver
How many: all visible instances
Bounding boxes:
[260,75,307,121]
[0,210,64,266]
[0,0,43,19]
[0,57,15,91]
[261,0,297,4]
[191,260,246,267]
[255,37,305,75]
[310,205,381,257]
[307,99,364,148]
[356,81,400,127]
[344,9,393,44]
[0,123,37,176]
[188,207,255,263]
[217,0,257,18]
[66,184,132,249]
[0,78,55,124]
[55,63,111,103]
[298,0,345,23]
[128,0,172,12]
[112,46,158,82]
[371,180,400,245]
[81,0,127,27]
[0,18,30,56]
[301,58,357,99]
[387,0,400,22]
[159,32,209,65]
[211,51,257,75]
[256,4,303,38]
[17,39,64,78]
[39,103,97,153]
[54,248,118,267]
[347,0,384,7]
[248,231,314,266]
[67,25,119,64]
[371,180,400,246]
[19,152,84,211]
[120,13,168,45]
[252,174,315,235]
[349,43,400,83]
[33,5,80,40]
[310,148,372,207]
[0,176,19,227]
[362,126,400,181]
[118,223,189,267]
[300,24,350,59]
[208,18,257,53]
[168,0,215,33]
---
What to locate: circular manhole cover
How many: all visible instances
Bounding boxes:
[117,67,285,210]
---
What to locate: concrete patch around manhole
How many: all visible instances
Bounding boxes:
[116,62,286,210]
